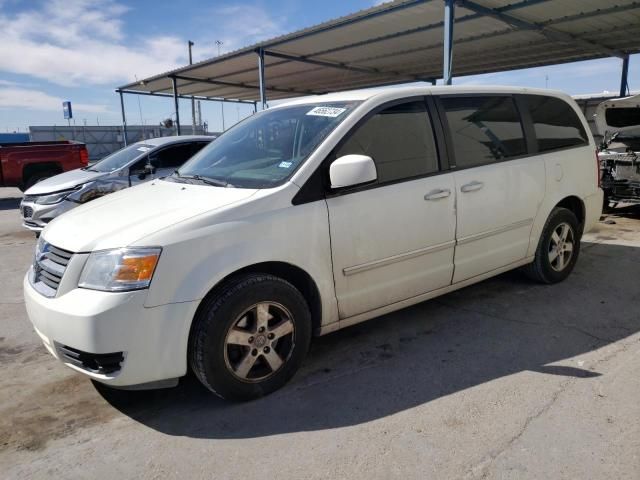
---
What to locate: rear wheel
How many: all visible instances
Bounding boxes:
[523,207,580,284]
[189,274,312,401]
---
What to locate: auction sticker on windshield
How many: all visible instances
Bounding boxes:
[306,106,347,117]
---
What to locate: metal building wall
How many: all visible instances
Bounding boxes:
[28,125,212,161]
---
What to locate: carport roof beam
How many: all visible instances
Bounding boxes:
[117,0,640,103]
[457,0,627,59]
[116,89,257,105]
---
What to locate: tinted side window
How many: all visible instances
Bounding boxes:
[526,95,588,152]
[605,108,640,128]
[191,141,209,156]
[129,156,148,174]
[336,100,438,183]
[441,96,526,168]
[150,144,195,169]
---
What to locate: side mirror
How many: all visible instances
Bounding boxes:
[329,154,377,189]
[136,163,154,180]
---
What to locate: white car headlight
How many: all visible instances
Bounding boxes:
[35,189,76,205]
[78,247,162,292]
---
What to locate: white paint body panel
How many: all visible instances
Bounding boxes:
[327,174,456,318]
[452,157,546,282]
[23,85,602,388]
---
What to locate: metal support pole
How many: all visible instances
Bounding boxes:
[443,0,455,85]
[171,76,181,135]
[257,48,267,110]
[620,55,630,98]
[118,90,128,146]
[253,102,258,114]
[188,41,196,133]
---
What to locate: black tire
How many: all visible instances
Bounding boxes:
[522,207,581,284]
[24,170,56,190]
[189,274,312,401]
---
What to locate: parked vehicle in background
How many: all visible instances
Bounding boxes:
[20,136,212,233]
[23,86,602,401]
[595,94,640,208]
[0,141,88,191]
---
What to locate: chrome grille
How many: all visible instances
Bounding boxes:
[33,242,73,297]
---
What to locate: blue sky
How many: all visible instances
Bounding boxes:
[0,0,637,133]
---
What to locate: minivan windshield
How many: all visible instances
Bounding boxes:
[173,102,360,188]
[87,143,152,173]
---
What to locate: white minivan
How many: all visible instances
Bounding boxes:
[24,86,603,401]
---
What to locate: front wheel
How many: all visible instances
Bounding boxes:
[189,274,312,401]
[523,207,581,284]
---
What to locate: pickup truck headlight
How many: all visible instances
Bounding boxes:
[35,189,76,205]
[78,247,162,292]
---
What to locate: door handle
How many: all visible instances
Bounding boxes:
[460,181,484,193]
[424,188,451,201]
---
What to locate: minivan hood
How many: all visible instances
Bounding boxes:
[25,168,107,195]
[42,180,258,252]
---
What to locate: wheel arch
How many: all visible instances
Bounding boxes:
[555,195,586,232]
[192,261,323,337]
[22,162,62,187]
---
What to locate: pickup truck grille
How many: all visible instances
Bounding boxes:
[33,242,73,297]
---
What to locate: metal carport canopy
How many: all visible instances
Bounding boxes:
[117,0,640,106]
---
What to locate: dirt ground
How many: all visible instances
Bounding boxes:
[1,186,639,479]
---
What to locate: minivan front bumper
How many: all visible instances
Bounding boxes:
[23,271,199,388]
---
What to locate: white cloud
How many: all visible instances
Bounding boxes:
[190,4,287,59]
[0,1,290,87]
[0,87,109,113]
[0,0,185,86]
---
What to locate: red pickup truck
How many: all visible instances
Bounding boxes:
[0,141,89,191]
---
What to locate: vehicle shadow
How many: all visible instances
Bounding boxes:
[0,197,21,211]
[606,203,640,220]
[98,240,640,439]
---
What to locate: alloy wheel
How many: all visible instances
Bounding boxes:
[223,302,295,382]
[548,222,575,272]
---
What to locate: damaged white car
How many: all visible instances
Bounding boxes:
[595,93,640,207]
[20,135,212,233]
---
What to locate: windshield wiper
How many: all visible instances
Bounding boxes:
[179,174,229,187]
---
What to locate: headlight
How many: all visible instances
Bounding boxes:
[34,235,45,262]
[35,189,76,205]
[78,247,161,292]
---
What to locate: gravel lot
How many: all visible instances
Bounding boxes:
[1,186,639,479]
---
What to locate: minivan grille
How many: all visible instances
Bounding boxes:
[33,242,73,297]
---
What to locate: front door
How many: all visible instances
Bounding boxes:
[437,95,545,282]
[326,99,456,319]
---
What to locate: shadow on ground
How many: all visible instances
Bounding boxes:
[97,233,639,440]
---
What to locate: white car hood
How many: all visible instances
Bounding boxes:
[42,180,258,252]
[25,168,108,195]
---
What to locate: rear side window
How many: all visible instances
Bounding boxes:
[605,108,640,128]
[441,96,526,168]
[336,100,439,183]
[526,95,588,152]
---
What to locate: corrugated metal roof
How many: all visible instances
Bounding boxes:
[118,0,640,103]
